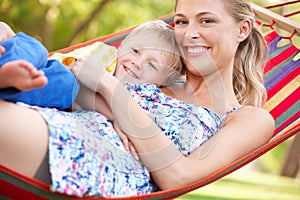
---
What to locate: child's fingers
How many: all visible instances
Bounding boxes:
[69,57,84,77]
[113,121,139,159]
[119,131,130,151]
[113,122,130,151]
[128,142,139,160]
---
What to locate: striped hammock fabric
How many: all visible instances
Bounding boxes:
[263,31,299,136]
[0,7,299,200]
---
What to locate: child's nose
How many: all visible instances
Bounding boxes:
[131,57,144,70]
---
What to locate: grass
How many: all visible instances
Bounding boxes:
[177,167,300,200]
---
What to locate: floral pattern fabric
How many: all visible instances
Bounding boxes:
[18,83,241,197]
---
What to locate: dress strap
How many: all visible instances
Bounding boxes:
[225,105,243,116]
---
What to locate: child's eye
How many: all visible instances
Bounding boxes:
[143,62,158,72]
[131,48,140,55]
[148,62,158,72]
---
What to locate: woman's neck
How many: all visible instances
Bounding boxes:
[165,71,240,114]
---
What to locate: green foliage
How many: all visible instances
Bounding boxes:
[1,0,298,51]
[0,0,174,51]
[255,138,291,175]
[178,170,300,200]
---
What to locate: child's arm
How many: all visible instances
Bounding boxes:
[74,84,113,120]
[74,82,138,158]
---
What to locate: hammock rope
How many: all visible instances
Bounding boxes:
[264,0,300,9]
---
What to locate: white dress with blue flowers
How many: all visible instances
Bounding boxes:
[20,83,241,198]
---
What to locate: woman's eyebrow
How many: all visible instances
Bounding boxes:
[174,12,216,18]
[174,13,185,18]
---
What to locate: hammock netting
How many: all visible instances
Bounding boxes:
[0,2,299,200]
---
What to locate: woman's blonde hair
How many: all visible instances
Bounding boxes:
[225,0,268,107]
[121,20,183,86]
[175,0,268,107]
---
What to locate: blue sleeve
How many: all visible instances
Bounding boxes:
[0,32,48,69]
[0,88,20,99]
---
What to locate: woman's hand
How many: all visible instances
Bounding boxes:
[113,120,139,160]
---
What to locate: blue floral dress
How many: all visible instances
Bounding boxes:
[19,83,241,198]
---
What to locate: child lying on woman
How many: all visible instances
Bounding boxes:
[50,20,184,156]
[51,20,183,117]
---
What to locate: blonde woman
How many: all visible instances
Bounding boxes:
[0,0,274,198]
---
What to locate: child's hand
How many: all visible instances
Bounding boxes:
[0,22,15,42]
[113,120,139,160]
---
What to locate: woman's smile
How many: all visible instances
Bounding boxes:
[185,45,211,57]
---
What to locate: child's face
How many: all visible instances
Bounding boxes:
[115,36,175,86]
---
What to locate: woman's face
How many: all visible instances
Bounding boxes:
[174,0,243,76]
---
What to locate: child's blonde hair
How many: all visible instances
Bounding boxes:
[121,20,183,86]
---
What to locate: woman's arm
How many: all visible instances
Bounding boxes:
[98,73,274,189]
[74,63,274,190]
[150,106,274,189]
[97,72,183,167]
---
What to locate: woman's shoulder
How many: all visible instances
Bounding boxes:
[223,105,275,137]
[227,106,274,122]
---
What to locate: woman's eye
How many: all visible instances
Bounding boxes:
[201,19,214,24]
[174,19,187,26]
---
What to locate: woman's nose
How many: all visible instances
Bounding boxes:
[185,23,200,40]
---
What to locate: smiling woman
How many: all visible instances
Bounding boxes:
[173,0,268,107]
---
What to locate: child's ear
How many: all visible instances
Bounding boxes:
[237,19,251,42]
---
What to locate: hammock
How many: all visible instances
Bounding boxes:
[0,2,299,200]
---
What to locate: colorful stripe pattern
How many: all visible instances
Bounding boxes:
[263,31,300,136]
[1,15,299,199]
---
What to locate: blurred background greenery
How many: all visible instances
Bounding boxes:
[0,0,299,51]
[0,0,299,198]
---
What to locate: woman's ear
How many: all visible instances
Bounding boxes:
[237,19,251,42]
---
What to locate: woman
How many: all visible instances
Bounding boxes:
[0,0,274,197]
[78,0,274,190]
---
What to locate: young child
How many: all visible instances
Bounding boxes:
[0,22,79,110]
[52,20,183,155]
[51,20,183,116]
